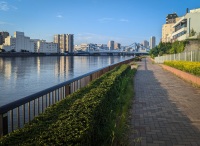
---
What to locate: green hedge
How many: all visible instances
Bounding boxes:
[164,61,200,77]
[0,64,135,146]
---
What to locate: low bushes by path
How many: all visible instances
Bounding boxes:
[164,61,200,77]
[0,64,136,146]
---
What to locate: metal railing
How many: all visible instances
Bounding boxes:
[0,58,133,137]
[154,50,200,63]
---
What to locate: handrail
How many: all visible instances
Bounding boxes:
[0,64,112,114]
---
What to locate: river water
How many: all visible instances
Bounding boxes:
[0,56,132,106]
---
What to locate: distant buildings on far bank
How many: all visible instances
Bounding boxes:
[54,34,74,53]
[150,36,156,49]
[0,32,9,45]
[0,31,75,53]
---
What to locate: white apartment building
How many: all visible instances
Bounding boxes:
[36,40,58,53]
[1,31,35,52]
[172,8,200,41]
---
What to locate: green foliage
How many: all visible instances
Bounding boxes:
[149,42,172,58]
[0,64,136,146]
[150,41,188,58]
[189,28,196,37]
[164,61,200,76]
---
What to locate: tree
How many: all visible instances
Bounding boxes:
[189,28,196,37]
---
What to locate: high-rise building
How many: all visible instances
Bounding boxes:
[54,34,74,53]
[141,40,149,48]
[114,42,121,49]
[166,13,178,24]
[0,31,9,45]
[108,40,114,50]
[150,36,156,49]
[162,13,180,42]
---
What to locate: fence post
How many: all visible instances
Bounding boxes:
[191,51,192,62]
[185,52,186,61]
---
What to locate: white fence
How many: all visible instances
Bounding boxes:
[154,50,200,63]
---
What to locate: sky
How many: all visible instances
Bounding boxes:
[0,0,200,46]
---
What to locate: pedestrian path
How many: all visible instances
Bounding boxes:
[129,58,200,146]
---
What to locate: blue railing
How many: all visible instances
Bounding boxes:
[0,58,133,137]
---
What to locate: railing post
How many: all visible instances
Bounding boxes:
[65,84,70,96]
[0,114,3,137]
[0,113,8,136]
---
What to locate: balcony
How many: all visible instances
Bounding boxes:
[172,27,187,37]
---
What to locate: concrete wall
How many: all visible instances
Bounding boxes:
[184,40,200,51]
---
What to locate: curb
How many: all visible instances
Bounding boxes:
[161,64,200,87]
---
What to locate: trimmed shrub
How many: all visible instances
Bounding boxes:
[0,64,135,146]
[164,61,200,77]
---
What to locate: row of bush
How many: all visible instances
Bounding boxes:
[164,61,200,77]
[0,64,136,146]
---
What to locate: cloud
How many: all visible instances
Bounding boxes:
[0,1,9,11]
[98,17,114,23]
[56,14,63,18]
[119,19,129,22]
[0,1,18,11]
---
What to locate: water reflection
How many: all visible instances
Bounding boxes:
[0,56,132,106]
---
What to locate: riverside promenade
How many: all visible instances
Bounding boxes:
[130,57,200,146]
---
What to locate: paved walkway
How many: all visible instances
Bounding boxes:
[129,58,200,146]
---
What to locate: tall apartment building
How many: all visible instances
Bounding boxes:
[172,8,200,41]
[114,42,121,49]
[150,36,156,49]
[166,13,178,24]
[0,31,9,45]
[108,40,114,50]
[162,13,180,42]
[141,40,149,48]
[54,34,74,53]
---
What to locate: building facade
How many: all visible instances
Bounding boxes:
[114,42,121,49]
[150,36,156,49]
[141,40,149,48]
[1,31,35,52]
[166,13,178,24]
[36,40,58,53]
[108,40,114,50]
[162,13,180,43]
[54,34,74,53]
[172,8,200,41]
[0,31,9,45]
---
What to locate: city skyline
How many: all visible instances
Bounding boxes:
[0,0,200,46]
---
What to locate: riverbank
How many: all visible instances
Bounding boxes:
[0,52,67,57]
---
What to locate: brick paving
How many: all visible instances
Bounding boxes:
[129,58,200,146]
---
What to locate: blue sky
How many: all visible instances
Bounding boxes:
[0,0,200,46]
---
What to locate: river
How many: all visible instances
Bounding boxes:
[0,56,132,106]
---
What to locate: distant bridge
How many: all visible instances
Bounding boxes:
[74,42,149,56]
